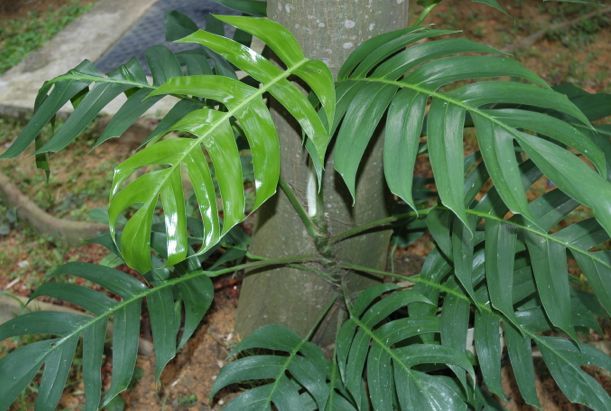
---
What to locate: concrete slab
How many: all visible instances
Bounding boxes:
[0,0,158,116]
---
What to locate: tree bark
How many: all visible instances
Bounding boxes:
[235,0,409,340]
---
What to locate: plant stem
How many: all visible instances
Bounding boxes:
[332,204,609,270]
[329,206,433,244]
[279,176,322,241]
[338,261,418,284]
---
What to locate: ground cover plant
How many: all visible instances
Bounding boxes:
[0,0,609,410]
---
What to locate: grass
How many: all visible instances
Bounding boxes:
[0,0,93,74]
[0,116,124,287]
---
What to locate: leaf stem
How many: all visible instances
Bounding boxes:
[331,204,610,270]
[329,207,433,244]
[279,177,323,241]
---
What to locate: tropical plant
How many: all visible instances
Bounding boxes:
[0,1,610,410]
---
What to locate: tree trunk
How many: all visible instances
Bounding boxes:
[235,0,409,341]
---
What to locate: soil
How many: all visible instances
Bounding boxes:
[0,0,609,410]
[124,290,238,410]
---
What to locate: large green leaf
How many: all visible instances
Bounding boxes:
[109,16,334,272]
[0,43,231,159]
[0,262,215,410]
[334,27,609,236]
[336,284,474,411]
[537,337,611,410]
[211,324,332,410]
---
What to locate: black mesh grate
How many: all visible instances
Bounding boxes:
[95,0,236,74]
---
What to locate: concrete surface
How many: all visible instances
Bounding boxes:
[0,0,159,116]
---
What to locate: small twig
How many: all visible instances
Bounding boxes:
[4,278,19,290]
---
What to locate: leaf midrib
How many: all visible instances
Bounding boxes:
[339,77,559,142]
[50,72,153,90]
[264,337,308,407]
[348,312,423,399]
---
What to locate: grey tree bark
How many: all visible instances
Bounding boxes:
[235,0,409,340]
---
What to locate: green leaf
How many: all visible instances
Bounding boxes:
[474,312,503,398]
[35,335,79,411]
[143,99,203,145]
[395,371,468,411]
[165,10,198,41]
[440,283,472,394]
[108,17,334,270]
[339,26,418,80]
[178,16,334,166]
[0,311,90,339]
[146,45,182,86]
[554,219,610,314]
[50,262,147,298]
[383,89,426,209]
[337,284,473,411]
[515,132,611,236]
[334,83,397,199]
[484,220,518,323]
[373,38,501,80]
[573,251,611,315]
[0,261,215,410]
[211,325,329,410]
[472,114,535,223]
[428,101,469,227]
[486,108,606,176]
[537,337,611,410]
[524,234,574,338]
[38,61,143,153]
[83,320,106,411]
[0,60,97,159]
[31,282,115,315]
[0,340,56,410]
[472,0,507,14]
[502,323,539,407]
[147,288,180,379]
[451,216,478,301]
[105,303,142,404]
[213,0,267,16]
[177,275,213,348]
[96,89,162,146]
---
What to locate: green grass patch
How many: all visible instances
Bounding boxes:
[0,0,93,74]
